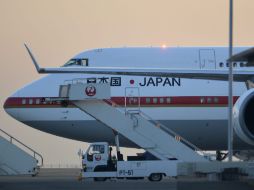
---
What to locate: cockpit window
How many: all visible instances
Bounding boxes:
[63,58,89,67]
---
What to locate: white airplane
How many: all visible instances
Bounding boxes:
[4,45,254,160]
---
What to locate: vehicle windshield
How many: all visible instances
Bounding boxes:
[62,58,88,67]
[88,145,105,155]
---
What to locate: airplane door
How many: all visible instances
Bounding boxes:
[199,49,216,69]
[125,87,140,113]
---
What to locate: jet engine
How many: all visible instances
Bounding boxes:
[233,89,254,145]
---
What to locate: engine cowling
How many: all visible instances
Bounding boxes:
[233,89,254,145]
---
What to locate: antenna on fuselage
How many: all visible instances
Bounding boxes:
[24,43,44,73]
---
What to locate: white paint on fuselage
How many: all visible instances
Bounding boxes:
[12,74,246,97]
[5,47,251,150]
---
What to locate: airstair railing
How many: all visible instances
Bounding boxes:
[64,78,90,84]
[0,128,43,167]
[137,111,206,154]
[105,99,207,157]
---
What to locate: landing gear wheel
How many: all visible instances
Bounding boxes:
[94,177,107,182]
[148,173,162,182]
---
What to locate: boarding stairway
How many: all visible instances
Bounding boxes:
[0,128,43,175]
[57,80,208,162]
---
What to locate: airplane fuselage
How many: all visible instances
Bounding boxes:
[4,47,253,151]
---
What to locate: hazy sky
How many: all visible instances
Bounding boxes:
[1,0,254,166]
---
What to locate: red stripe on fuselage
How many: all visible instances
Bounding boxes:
[3,96,239,109]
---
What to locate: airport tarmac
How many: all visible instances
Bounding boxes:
[0,168,253,190]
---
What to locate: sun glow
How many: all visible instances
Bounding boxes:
[161,44,167,48]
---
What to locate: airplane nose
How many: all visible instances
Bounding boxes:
[3,97,11,110]
[3,96,20,120]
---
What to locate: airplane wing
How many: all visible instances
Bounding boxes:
[24,44,254,82]
[229,47,254,64]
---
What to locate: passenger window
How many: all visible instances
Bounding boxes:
[63,59,77,66]
[146,98,151,104]
[36,99,40,104]
[153,98,158,104]
[29,99,33,104]
[76,59,82,66]
[159,98,164,104]
[166,97,171,103]
[63,58,89,67]
[22,99,26,104]
[81,59,89,66]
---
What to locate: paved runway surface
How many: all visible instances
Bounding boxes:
[0,168,253,190]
